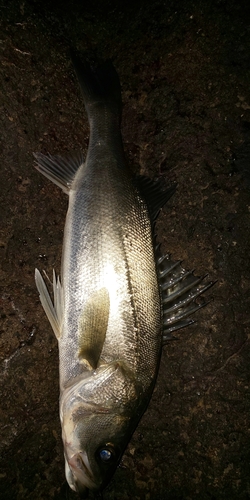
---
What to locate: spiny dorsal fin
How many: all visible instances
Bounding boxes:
[157,254,215,344]
[35,268,63,339]
[134,175,176,221]
[78,288,110,370]
[33,151,84,194]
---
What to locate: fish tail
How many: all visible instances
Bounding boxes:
[70,49,122,119]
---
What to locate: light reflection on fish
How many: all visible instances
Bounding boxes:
[34,52,214,497]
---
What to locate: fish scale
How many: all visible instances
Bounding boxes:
[62,163,159,382]
[34,51,214,497]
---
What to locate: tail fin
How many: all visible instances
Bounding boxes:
[70,50,122,118]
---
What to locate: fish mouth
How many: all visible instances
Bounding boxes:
[65,450,98,495]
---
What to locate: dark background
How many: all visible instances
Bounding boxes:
[0,0,250,499]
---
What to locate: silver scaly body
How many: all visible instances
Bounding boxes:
[34,53,214,496]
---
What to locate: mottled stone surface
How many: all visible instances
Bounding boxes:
[0,1,249,499]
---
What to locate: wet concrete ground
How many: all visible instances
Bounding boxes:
[0,0,250,499]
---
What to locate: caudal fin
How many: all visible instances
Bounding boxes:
[70,50,122,118]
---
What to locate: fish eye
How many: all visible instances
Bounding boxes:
[97,444,116,463]
[99,449,112,462]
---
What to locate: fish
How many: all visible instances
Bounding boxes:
[34,52,214,497]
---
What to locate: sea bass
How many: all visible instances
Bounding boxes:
[34,53,213,496]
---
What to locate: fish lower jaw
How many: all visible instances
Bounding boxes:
[65,450,98,494]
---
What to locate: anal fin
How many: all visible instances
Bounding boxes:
[33,151,84,194]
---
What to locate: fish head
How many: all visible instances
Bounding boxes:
[60,361,143,495]
[63,410,131,496]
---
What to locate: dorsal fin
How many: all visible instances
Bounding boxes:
[33,151,84,194]
[134,175,176,221]
[78,288,110,370]
[156,253,215,344]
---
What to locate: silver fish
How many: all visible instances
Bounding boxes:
[34,53,213,497]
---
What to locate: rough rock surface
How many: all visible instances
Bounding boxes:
[0,1,249,499]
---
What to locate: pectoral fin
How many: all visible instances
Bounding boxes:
[78,288,110,370]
